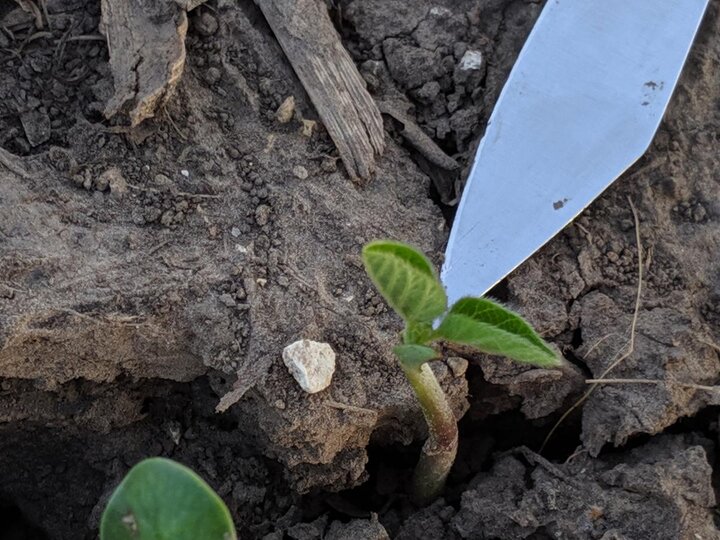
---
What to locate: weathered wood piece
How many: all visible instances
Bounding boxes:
[100,0,188,126]
[0,147,30,178]
[257,0,385,181]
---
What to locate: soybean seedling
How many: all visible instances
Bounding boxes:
[362,240,563,504]
[100,458,236,540]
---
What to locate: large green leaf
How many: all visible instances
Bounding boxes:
[362,241,447,324]
[436,297,560,368]
[100,458,237,540]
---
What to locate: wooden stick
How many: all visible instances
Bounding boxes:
[100,0,188,126]
[257,0,384,181]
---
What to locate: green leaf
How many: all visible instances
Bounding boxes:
[362,241,447,324]
[100,458,237,540]
[405,321,434,345]
[393,344,438,367]
[437,297,560,368]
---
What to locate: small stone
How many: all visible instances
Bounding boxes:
[455,49,484,87]
[102,168,128,199]
[231,226,242,237]
[458,49,483,71]
[218,293,236,307]
[300,119,316,138]
[293,165,308,180]
[255,204,271,226]
[275,95,295,124]
[447,357,468,378]
[180,169,190,177]
[282,340,336,394]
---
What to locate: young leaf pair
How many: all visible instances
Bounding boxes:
[362,240,562,504]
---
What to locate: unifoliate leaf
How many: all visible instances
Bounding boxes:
[393,344,438,367]
[362,241,447,324]
[100,458,237,540]
[437,297,560,368]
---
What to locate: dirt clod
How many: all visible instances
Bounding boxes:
[452,435,716,540]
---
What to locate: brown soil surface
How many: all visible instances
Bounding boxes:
[1,1,718,539]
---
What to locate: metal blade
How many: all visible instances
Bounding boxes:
[442,0,709,304]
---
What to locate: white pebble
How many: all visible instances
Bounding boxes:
[459,50,483,71]
[282,340,336,394]
[293,165,309,179]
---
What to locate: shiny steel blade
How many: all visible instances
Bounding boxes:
[442,0,709,304]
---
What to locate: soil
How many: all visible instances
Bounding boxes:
[0,1,718,539]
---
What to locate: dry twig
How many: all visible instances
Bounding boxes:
[540,197,643,452]
[585,378,719,393]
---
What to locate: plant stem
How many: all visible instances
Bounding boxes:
[400,360,458,505]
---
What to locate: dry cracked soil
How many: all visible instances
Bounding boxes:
[0,0,719,539]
